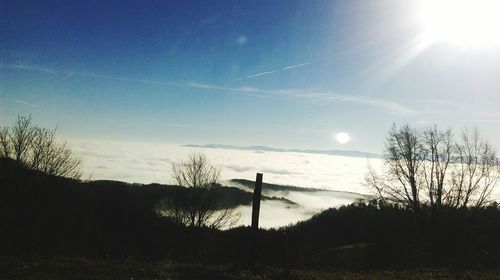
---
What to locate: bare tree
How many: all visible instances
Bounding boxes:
[166,153,239,228]
[0,126,12,158]
[0,115,81,179]
[421,126,453,208]
[9,115,36,162]
[30,127,55,170]
[368,124,424,211]
[447,128,500,208]
[30,127,81,178]
[367,124,499,210]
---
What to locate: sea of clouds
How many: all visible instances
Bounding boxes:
[69,139,381,192]
[68,139,381,228]
[68,139,500,228]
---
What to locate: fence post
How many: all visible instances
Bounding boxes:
[252,173,263,230]
[250,173,263,268]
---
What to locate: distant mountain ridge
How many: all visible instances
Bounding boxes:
[184,144,382,159]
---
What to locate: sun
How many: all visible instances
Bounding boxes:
[335,132,351,145]
[418,0,500,47]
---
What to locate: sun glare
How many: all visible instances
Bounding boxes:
[335,132,351,145]
[419,0,500,47]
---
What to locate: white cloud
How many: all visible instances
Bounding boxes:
[68,138,379,227]
[67,138,500,227]
[0,64,57,74]
[68,139,378,193]
[1,63,416,115]
[183,82,416,115]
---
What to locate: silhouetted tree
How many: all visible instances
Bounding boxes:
[367,124,499,210]
[30,127,81,178]
[0,126,11,158]
[10,115,36,162]
[367,124,423,211]
[421,125,453,209]
[447,128,499,208]
[165,153,239,228]
[0,115,81,179]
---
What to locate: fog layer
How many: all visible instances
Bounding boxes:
[68,139,500,228]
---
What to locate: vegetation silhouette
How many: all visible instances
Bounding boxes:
[166,153,240,229]
[367,124,499,211]
[2,157,500,269]
[0,115,81,179]
[1,120,500,272]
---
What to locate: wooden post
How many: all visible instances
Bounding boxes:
[251,173,263,230]
[250,173,263,268]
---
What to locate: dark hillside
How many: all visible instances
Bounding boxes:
[2,157,500,269]
[282,202,500,268]
[0,158,176,258]
[0,158,289,259]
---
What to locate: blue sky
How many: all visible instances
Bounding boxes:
[2,0,500,153]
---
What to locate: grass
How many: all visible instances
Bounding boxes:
[1,257,500,280]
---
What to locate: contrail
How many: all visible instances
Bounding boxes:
[6,98,37,108]
[0,63,416,115]
[238,62,311,80]
[61,73,74,80]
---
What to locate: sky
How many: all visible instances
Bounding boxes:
[2,0,500,153]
